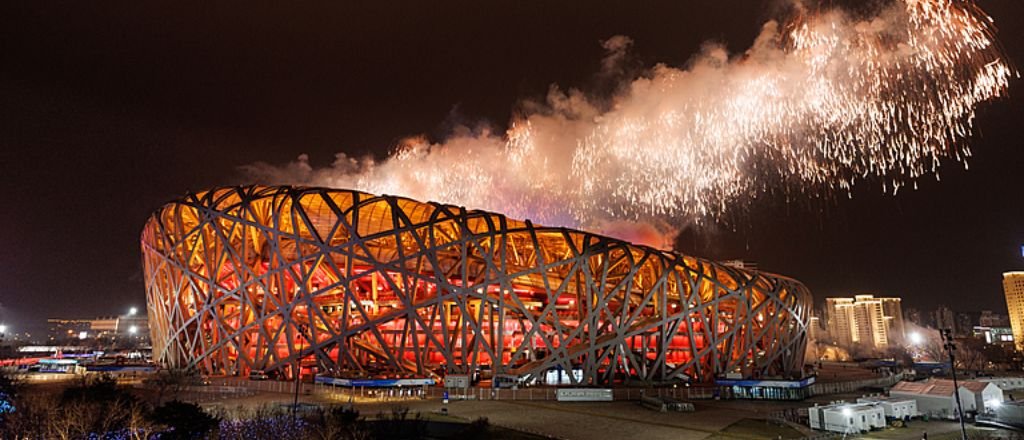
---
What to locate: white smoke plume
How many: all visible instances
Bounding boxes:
[241,0,1012,250]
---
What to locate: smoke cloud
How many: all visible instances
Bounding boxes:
[241,0,1011,251]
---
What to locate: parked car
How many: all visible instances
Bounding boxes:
[249,370,270,381]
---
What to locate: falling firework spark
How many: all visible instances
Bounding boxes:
[243,0,1013,244]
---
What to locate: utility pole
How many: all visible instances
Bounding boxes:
[943,329,968,440]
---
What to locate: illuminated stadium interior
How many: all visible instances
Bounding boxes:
[142,186,811,385]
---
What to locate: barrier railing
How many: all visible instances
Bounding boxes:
[202,372,904,404]
[806,372,906,397]
[307,382,718,402]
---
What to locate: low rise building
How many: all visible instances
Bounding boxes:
[973,326,1015,346]
[988,400,1024,428]
[809,402,887,433]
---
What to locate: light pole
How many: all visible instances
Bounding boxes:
[943,329,968,440]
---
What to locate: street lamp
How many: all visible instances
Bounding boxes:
[908,331,924,345]
[129,326,138,335]
[841,407,853,434]
[987,399,1002,411]
[129,307,138,316]
[293,324,308,423]
[0,324,7,335]
[942,329,968,440]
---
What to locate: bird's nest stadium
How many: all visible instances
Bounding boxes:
[142,186,811,385]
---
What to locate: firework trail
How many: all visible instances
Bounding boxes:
[243,0,1013,248]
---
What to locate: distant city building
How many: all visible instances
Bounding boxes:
[955,312,979,337]
[1004,272,1024,352]
[47,319,92,343]
[47,313,149,343]
[932,305,956,333]
[90,316,120,335]
[880,298,906,343]
[980,310,1010,327]
[904,307,928,328]
[824,294,905,350]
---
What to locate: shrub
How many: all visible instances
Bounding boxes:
[150,400,219,439]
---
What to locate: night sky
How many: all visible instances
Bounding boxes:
[2,1,1022,336]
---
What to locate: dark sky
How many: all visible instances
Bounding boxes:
[1,1,1022,336]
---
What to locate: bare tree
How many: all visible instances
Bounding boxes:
[47,399,89,440]
[126,400,157,440]
[916,329,989,375]
[883,345,915,368]
[918,329,948,363]
[43,374,152,439]
[1,393,55,439]
[954,338,989,372]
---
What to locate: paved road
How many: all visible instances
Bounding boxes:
[190,389,1021,440]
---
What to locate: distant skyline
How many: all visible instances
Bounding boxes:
[1,0,1022,335]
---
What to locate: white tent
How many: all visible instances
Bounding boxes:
[889,379,1002,419]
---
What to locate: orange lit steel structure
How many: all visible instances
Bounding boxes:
[142,186,811,384]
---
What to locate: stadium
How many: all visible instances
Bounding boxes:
[142,186,811,385]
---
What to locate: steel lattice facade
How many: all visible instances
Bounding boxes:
[142,186,811,385]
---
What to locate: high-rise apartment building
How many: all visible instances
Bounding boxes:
[808,313,827,342]
[932,305,956,333]
[825,298,855,347]
[880,298,906,343]
[825,294,905,350]
[1003,272,1024,352]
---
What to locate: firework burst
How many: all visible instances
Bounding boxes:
[243,0,1013,243]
